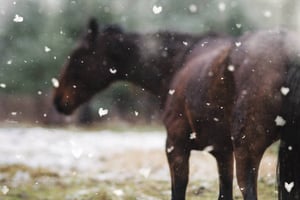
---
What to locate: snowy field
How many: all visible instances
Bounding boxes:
[0,126,277,181]
[0,126,278,199]
[0,126,227,182]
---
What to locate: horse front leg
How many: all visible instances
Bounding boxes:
[166,136,191,200]
[212,150,234,200]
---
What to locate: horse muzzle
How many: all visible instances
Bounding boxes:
[53,95,75,115]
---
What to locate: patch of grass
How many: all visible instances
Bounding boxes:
[0,164,59,179]
[0,164,277,200]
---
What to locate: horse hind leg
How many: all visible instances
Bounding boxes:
[212,150,234,200]
[233,135,267,200]
[164,114,192,200]
[166,135,191,200]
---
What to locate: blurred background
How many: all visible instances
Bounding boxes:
[0,0,300,126]
[0,1,296,199]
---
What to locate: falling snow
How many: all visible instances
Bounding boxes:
[1,185,9,195]
[134,111,139,116]
[51,78,59,88]
[188,4,197,13]
[280,87,290,96]
[7,60,12,65]
[182,41,188,46]
[263,10,272,18]
[98,107,108,117]
[0,83,6,88]
[274,115,286,126]
[109,68,117,74]
[284,182,294,193]
[190,132,197,140]
[218,2,226,12]
[167,146,174,153]
[236,24,242,29]
[113,189,124,197]
[13,14,23,22]
[227,65,235,72]
[44,46,51,52]
[152,5,162,14]
[213,117,219,122]
[168,89,175,95]
[235,41,242,47]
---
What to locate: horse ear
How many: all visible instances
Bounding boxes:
[87,18,98,41]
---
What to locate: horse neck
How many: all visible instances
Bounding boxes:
[117,32,200,103]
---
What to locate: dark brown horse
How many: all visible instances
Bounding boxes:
[53,19,235,200]
[229,29,300,200]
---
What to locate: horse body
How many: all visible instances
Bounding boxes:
[163,37,234,199]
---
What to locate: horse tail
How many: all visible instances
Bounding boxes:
[278,64,300,199]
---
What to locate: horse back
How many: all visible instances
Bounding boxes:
[163,37,234,150]
[230,30,292,146]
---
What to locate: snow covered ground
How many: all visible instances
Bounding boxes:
[0,126,276,183]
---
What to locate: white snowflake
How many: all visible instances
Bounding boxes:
[288,146,293,151]
[235,42,242,47]
[168,89,175,95]
[1,185,9,195]
[213,117,219,122]
[274,115,286,126]
[227,65,235,72]
[134,111,139,116]
[7,60,12,65]
[113,189,124,196]
[182,41,188,46]
[190,132,197,140]
[13,14,23,22]
[11,112,17,116]
[44,46,51,52]
[37,91,42,95]
[285,182,294,193]
[236,24,242,29]
[263,10,272,18]
[152,5,162,14]
[98,107,108,117]
[167,146,174,153]
[280,87,290,96]
[188,4,198,13]
[218,2,226,12]
[109,68,117,74]
[0,83,6,88]
[51,78,59,88]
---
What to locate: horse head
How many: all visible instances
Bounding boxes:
[53,18,125,114]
